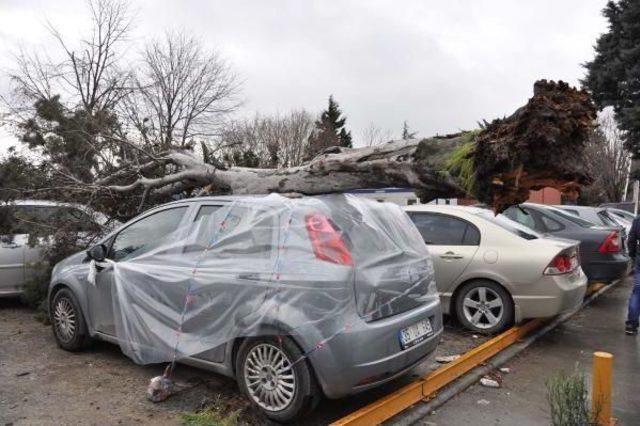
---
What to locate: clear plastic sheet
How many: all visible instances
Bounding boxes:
[92,194,437,365]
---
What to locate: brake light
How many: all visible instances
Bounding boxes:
[305,213,353,266]
[544,252,579,275]
[599,231,621,253]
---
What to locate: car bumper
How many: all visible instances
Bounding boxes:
[582,253,629,283]
[513,268,588,320]
[307,297,443,399]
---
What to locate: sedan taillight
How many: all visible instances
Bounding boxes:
[544,251,580,275]
[599,231,621,253]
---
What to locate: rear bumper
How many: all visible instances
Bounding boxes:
[582,254,629,283]
[308,297,442,399]
[514,269,588,320]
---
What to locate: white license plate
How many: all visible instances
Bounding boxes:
[399,319,433,350]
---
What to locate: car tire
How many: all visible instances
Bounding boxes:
[236,336,321,423]
[50,288,91,351]
[455,280,514,334]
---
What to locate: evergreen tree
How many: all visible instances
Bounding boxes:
[583,0,640,157]
[307,95,352,158]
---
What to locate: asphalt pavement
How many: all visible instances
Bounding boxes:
[423,277,640,425]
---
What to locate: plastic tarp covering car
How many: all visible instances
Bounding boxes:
[91,194,436,365]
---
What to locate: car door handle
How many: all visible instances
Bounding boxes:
[440,252,463,260]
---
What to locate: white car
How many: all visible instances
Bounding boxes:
[404,205,588,333]
[0,200,109,296]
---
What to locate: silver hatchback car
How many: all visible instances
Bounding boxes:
[48,194,442,422]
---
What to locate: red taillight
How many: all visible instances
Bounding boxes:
[544,251,579,275]
[305,213,353,266]
[599,231,621,253]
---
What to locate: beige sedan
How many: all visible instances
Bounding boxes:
[404,205,587,333]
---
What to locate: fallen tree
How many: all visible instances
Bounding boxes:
[8,80,596,214]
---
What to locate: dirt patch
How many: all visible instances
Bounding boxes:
[0,299,490,426]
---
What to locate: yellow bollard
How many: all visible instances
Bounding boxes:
[592,351,613,426]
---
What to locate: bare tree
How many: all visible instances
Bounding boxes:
[581,111,630,203]
[4,0,133,128]
[124,32,241,150]
[360,122,392,147]
[46,0,133,113]
[218,110,314,168]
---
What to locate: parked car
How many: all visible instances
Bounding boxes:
[404,205,587,334]
[503,203,629,283]
[554,205,629,233]
[603,207,636,224]
[0,200,106,297]
[47,195,443,422]
[600,201,635,214]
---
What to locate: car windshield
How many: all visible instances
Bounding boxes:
[473,209,540,240]
[545,206,596,228]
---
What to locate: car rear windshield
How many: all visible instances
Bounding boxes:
[473,209,540,240]
[546,207,596,228]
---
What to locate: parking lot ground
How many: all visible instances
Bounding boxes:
[0,297,487,426]
[424,277,640,425]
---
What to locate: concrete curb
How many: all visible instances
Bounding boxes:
[391,279,623,426]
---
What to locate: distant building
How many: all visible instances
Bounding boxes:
[348,187,561,206]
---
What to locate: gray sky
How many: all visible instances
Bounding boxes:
[0,0,608,153]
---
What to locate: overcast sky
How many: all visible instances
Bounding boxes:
[0,0,609,153]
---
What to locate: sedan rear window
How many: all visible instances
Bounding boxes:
[474,210,540,240]
[545,207,595,228]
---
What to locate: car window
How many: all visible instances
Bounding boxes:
[474,209,540,240]
[0,205,99,235]
[408,212,478,245]
[503,206,536,230]
[194,205,221,222]
[545,207,595,228]
[193,204,274,258]
[539,214,563,232]
[109,207,188,261]
[597,211,619,227]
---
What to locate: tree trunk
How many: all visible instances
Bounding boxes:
[42,80,597,213]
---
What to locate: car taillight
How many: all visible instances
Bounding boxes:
[599,231,621,253]
[544,252,579,275]
[305,213,353,266]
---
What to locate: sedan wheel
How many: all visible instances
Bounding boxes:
[462,287,504,330]
[243,343,296,411]
[455,280,514,334]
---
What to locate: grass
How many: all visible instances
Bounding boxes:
[546,368,597,426]
[443,131,478,194]
[180,407,240,426]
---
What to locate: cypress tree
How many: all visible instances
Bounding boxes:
[307,95,352,158]
[583,0,640,157]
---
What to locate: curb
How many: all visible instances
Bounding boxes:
[390,279,623,425]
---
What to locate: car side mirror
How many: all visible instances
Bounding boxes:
[87,244,107,262]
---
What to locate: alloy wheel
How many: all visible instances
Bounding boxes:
[53,297,76,343]
[462,286,504,330]
[243,343,296,412]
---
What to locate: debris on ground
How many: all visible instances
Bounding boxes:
[15,371,31,377]
[477,399,491,405]
[435,354,461,364]
[147,368,175,403]
[480,377,500,388]
[500,367,510,374]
